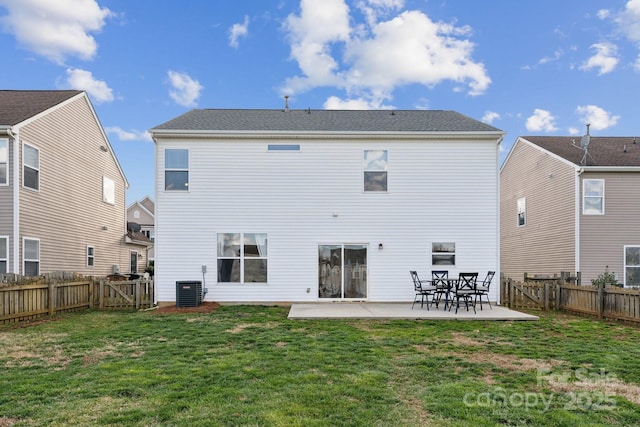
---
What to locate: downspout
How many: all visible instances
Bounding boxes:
[575,167,584,280]
[6,127,19,274]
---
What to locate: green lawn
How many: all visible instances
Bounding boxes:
[1,306,639,426]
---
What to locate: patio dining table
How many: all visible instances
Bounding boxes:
[437,277,459,311]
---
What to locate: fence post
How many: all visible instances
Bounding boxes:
[577,272,581,286]
[597,283,604,319]
[555,283,561,310]
[135,280,141,310]
[509,279,515,308]
[48,282,55,316]
[544,282,550,311]
[99,280,104,309]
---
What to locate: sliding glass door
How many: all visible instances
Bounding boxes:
[318,244,367,299]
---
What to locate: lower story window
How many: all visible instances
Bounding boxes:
[130,251,138,273]
[0,236,7,274]
[432,242,455,266]
[217,233,267,283]
[87,246,95,267]
[624,246,640,287]
[23,238,39,276]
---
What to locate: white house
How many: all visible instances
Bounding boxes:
[150,109,504,305]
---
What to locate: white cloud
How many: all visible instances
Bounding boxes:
[282,0,490,106]
[66,68,113,103]
[229,15,249,48]
[0,0,113,64]
[105,126,152,142]
[575,105,620,130]
[597,9,611,20]
[614,0,640,43]
[538,49,564,65]
[579,43,619,75]
[568,127,580,135]
[323,95,392,109]
[526,109,558,132]
[167,70,203,107]
[482,111,500,124]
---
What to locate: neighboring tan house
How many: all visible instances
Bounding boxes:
[0,90,149,277]
[500,130,640,286]
[126,196,155,263]
[150,109,504,305]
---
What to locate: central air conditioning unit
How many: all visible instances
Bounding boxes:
[175,281,203,307]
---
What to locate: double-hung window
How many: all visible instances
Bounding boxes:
[23,143,39,190]
[432,242,455,265]
[217,233,267,283]
[23,238,39,276]
[583,179,604,215]
[87,246,95,267]
[164,149,189,191]
[364,150,388,192]
[130,251,138,273]
[517,197,526,227]
[0,138,7,185]
[0,236,7,274]
[625,246,640,288]
[103,176,115,204]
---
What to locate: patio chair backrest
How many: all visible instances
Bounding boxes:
[410,271,422,291]
[457,272,478,291]
[431,270,448,288]
[481,271,495,288]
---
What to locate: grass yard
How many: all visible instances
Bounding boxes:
[1,306,640,426]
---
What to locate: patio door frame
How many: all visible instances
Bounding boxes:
[318,243,368,301]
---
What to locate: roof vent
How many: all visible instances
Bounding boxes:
[284,95,290,112]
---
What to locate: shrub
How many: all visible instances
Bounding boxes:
[591,266,622,287]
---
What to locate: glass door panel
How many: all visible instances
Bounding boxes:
[318,244,367,299]
[344,245,367,298]
[319,245,342,298]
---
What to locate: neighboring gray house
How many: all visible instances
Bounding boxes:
[127,196,155,262]
[150,109,504,306]
[501,131,640,286]
[0,90,148,276]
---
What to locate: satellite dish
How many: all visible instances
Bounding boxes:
[580,134,591,149]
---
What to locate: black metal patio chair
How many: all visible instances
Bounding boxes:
[451,272,478,314]
[410,270,437,309]
[474,271,495,310]
[431,270,449,308]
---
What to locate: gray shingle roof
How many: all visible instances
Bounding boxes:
[151,109,502,133]
[522,136,640,167]
[0,90,82,126]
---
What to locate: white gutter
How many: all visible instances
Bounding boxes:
[5,126,19,274]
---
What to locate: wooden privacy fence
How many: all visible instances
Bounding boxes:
[0,276,154,324]
[502,277,640,324]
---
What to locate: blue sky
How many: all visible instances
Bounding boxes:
[1,0,639,205]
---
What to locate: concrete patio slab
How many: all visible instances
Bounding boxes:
[288,303,539,320]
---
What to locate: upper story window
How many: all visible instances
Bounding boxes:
[23,143,39,191]
[364,150,388,192]
[0,236,7,274]
[165,149,189,191]
[103,176,115,205]
[583,179,604,215]
[0,138,7,185]
[517,197,526,227]
[268,144,300,151]
[23,238,39,276]
[133,210,140,219]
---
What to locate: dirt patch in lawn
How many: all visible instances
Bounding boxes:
[154,301,221,314]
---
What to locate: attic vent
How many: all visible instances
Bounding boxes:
[284,95,290,112]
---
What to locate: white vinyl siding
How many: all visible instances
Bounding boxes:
[0,138,7,185]
[155,136,500,303]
